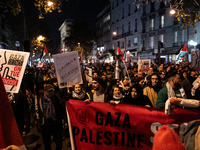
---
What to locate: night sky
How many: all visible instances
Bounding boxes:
[43,0,109,42]
[6,0,109,43]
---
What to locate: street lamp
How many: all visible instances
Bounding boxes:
[170,9,176,15]
[47,1,53,6]
[38,35,43,41]
[170,8,189,61]
[189,40,197,49]
[15,41,20,50]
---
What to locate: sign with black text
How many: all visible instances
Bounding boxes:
[53,51,82,88]
[0,49,29,93]
[66,100,200,150]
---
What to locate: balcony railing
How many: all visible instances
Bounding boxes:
[159,24,164,29]
[150,27,155,31]
[112,31,133,40]
[149,46,154,50]
[142,29,146,33]
[142,47,146,51]
[173,42,178,47]
[173,21,179,25]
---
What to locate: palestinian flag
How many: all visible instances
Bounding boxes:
[176,43,188,61]
[115,47,124,80]
[42,45,48,61]
[0,75,26,149]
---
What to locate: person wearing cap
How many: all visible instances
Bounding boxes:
[38,84,65,150]
[85,77,108,103]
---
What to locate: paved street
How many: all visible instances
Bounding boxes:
[22,120,72,150]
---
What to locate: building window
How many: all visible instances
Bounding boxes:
[151,2,155,12]
[174,31,178,43]
[112,2,114,9]
[142,21,146,33]
[150,18,154,31]
[160,15,164,29]
[118,41,120,47]
[117,0,118,6]
[135,18,137,32]
[122,25,124,34]
[128,4,131,16]
[182,29,186,42]
[122,0,124,2]
[159,34,164,42]
[143,5,146,15]
[134,37,138,45]
[122,7,124,19]
[173,31,178,46]
[122,42,124,48]
[128,40,131,47]
[150,36,154,49]
[128,22,130,32]
[135,5,137,12]
[142,38,146,50]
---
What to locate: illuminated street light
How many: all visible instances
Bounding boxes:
[38,35,43,41]
[113,31,117,35]
[47,1,53,6]
[189,40,197,49]
[170,9,176,15]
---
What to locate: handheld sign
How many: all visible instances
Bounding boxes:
[0,49,29,93]
[138,59,151,73]
[53,51,82,89]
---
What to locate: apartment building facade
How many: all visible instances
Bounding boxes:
[96,0,198,63]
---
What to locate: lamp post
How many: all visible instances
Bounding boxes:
[170,8,189,61]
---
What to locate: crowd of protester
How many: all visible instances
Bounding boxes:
[8,61,200,150]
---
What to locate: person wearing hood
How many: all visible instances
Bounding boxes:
[123,84,152,107]
[181,69,197,99]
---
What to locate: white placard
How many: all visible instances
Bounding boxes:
[0,49,30,93]
[86,67,92,83]
[138,59,151,73]
[53,51,82,89]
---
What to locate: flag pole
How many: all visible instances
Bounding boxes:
[122,60,132,86]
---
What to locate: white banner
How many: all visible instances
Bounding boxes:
[138,59,151,73]
[0,49,29,93]
[53,51,82,89]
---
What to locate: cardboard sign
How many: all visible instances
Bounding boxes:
[138,59,151,73]
[0,49,29,93]
[192,49,200,71]
[66,100,200,150]
[53,51,82,89]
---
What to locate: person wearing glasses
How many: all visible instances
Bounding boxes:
[143,73,162,107]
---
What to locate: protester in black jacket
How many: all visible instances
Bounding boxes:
[8,90,30,136]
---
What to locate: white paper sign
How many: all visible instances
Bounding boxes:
[86,67,92,83]
[138,59,151,73]
[53,51,83,89]
[0,49,30,93]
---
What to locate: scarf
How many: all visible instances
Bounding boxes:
[113,94,123,100]
[166,82,186,99]
[191,76,200,96]
[72,91,85,100]
[44,94,56,121]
